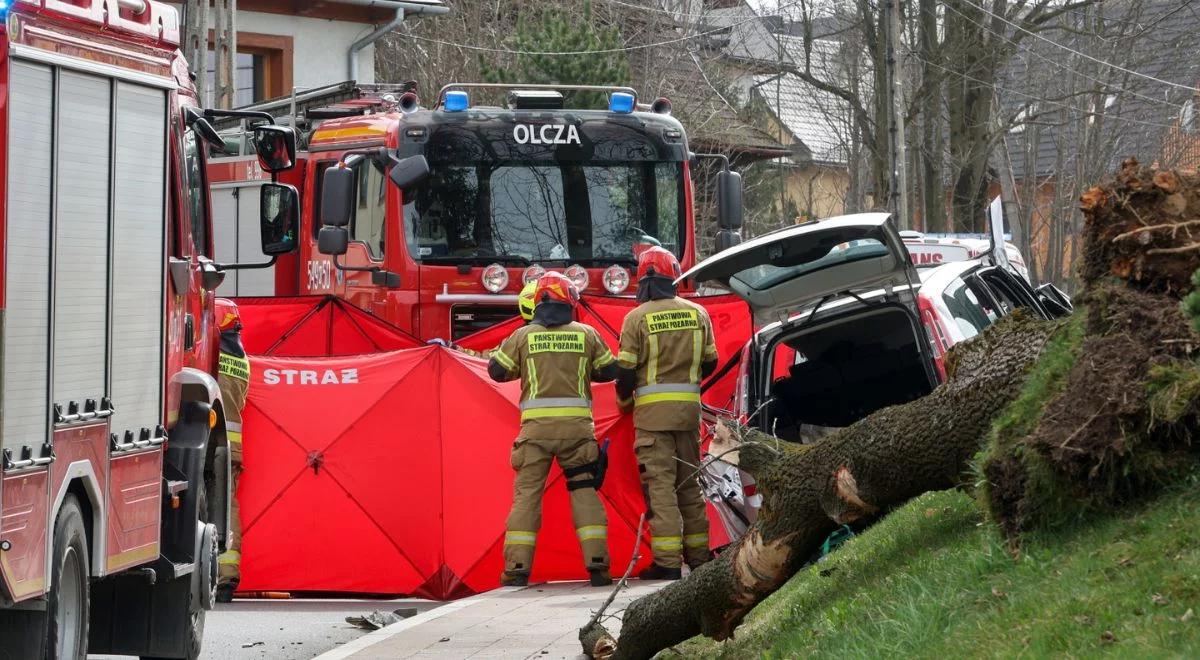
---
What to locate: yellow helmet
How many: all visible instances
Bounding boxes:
[518,280,538,321]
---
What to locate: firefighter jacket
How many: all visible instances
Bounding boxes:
[489,320,618,441]
[218,327,250,383]
[616,297,718,431]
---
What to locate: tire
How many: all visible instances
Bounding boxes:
[45,495,89,660]
[142,480,210,660]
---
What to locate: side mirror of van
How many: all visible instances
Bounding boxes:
[260,183,299,255]
[253,125,297,173]
[318,227,349,256]
[321,165,356,228]
[717,170,744,231]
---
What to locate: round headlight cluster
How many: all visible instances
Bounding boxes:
[564,264,589,292]
[481,263,508,293]
[522,265,546,284]
[603,265,630,294]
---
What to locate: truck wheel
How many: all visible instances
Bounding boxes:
[142,486,210,660]
[45,495,89,660]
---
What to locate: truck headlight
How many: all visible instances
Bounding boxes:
[603,265,630,294]
[565,264,589,291]
[522,265,546,284]
[481,263,508,293]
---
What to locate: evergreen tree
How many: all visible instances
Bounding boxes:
[479,1,630,109]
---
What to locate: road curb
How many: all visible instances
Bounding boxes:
[313,587,522,659]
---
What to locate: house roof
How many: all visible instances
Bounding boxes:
[1000,1,1200,181]
[237,0,446,24]
[752,35,852,165]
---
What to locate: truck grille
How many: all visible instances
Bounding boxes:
[451,305,517,340]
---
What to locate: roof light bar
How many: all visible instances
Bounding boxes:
[609,92,635,114]
[444,90,470,112]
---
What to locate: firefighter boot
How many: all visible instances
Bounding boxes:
[502,439,552,585]
[589,569,613,587]
[637,563,682,581]
[634,430,685,570]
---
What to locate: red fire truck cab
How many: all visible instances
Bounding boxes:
[209,83,744,340]
[0,2,299,657]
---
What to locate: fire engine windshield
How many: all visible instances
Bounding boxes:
[404,161,685,264]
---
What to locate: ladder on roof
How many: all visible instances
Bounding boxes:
[210,81,417,131]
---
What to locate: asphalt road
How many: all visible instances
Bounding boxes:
[89,598,443,660]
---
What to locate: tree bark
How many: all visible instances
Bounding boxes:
[581,313,1059,660]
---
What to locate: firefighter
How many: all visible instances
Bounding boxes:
[488,272,619,587]
[215,298,251,603]
[428,280,539,358]
[616,247,719,580]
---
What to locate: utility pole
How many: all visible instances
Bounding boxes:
[884,0,909,228]
[183,0,208,106]
[213,0,237,109]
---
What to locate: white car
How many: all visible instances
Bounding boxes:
[685,212,1067,543]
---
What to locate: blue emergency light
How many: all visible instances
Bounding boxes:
[609,92,635,114]
[444,90,469,112]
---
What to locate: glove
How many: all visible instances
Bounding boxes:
[426,338,449,347]
[617,394,634,415]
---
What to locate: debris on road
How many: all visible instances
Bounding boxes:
[345,608,419,630]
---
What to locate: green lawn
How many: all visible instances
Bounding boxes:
[678,474,1200,659]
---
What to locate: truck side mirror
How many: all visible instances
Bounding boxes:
[318,227,349,256]
[253,125,297,173]
[321,165,356,228]
[717,170,743,230]
[260,183,299,255]
[715,229,742,252]
[388,154,430,190]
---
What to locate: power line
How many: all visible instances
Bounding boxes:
[400,3,796,56]
[915,53,1181,132]
[936,1,1183,111]
[956,0,1200,94]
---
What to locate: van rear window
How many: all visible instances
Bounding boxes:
[733,239,889,291]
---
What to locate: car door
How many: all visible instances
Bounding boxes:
[680,213,924,328]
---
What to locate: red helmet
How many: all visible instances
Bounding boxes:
[636,246,681,280]
[215,298,241,332]
[535,271,580,307]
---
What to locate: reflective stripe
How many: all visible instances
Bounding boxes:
[504,531,537,546]
[650,536,683,551]
[594,351,615,369]
[635,384,701,396]
[520,397,592,410]
[225,421,243,433]
[218,550,241,565]
[527,359,539,398]
[576,525,607,541]
[684,533,709,548]
[578,357,587,398]
[521,407,592,421]
[617,350,638,364]
[635,383,702,407]
[647,334,659,384]
[689,329,702,384]
[227,430,243,445]
[493,349,516,370]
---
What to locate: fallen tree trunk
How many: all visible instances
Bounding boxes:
[581,159,1200,660]
[581,313,1060,659]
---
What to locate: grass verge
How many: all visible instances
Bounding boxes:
[677,475,1200,659]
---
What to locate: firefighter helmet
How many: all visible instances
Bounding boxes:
[215,298,242,332]
[636,246,682,280]
[535,271,580,307]
[518,280,538,321]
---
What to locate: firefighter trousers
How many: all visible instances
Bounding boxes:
[218,373,248,585]
[634,428,710,570]
[504,436,610,577]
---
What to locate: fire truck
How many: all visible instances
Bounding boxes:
[0,1,298,657]
[208,81,743,340]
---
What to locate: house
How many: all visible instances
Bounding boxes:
[173,0,446,107]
